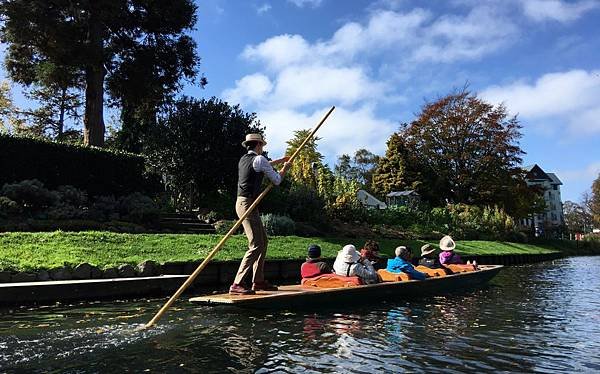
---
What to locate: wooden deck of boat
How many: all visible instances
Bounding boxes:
[189,265,503,308]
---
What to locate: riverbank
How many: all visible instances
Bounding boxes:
[2,231,593,272]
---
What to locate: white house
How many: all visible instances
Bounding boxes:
[357,189,387,209]
[519,164,565,232]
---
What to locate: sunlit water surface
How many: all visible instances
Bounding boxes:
[1,257,599,373]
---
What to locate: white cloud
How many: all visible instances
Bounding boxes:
[558,161,600,183]
[287,0,323,8]
[258,106,396,162]
[242,34,310,71]
[481,69,600,136]
[519,0,599,22]
[256,3,271,14]
[222,74,273,105]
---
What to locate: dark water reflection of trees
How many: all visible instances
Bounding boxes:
[1,258,599,373]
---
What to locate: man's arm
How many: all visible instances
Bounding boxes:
[253,155,290,185]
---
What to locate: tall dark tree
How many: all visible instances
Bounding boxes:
[145,97,262,210]
[373,89,535,217]
[0,0,200,147]
[285,130,323,190]
[563,200,593,233]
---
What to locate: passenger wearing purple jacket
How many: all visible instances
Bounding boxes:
[438,235,464,265]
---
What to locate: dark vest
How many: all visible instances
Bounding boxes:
[237,153,264,198]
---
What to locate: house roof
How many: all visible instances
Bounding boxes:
[387,190,419,197]
[546,173,563,185]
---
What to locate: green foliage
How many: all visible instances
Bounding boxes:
[335,149,380,189]
[372,89,532,218]
[0,134,148,197]
[214,220,242,235]
[592,175,600,227]
[144,97,262,211]
[119,193,160,224]
[261,214,296,236]
[0,231,574,272]
[88,196,120,222]
[1,179,59,213]
[0,196,21,217]
[285,129,323,190]
[0,0,201,146]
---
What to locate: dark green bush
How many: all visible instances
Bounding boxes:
[119,192,160,224]
[1,179,59,213]
[0,134,148,197]
[214,219,242,235]
[261,214,296,236]
[88,196,119,221]
[0,196,21,217]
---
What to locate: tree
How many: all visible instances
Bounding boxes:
[590,175,600,227]
[144,97,262,210]
[19,83,82,140]
[372,89,529,216]
[285,129,324,190]
[0,80,25,133]
[0,0,200,147]
[335,149,380,189]
[563,200,593,233]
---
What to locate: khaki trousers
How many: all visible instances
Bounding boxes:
[233,196,268,285]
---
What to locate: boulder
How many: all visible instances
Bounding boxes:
[102,267,119,279]
[50,267,73,281]
[89,265,103,279]
[11,272,37,283]
[72,263,92,280]
[117,264,136,278]
[37,270,50,281]
[136,260,158,277]
[0,271,12,283]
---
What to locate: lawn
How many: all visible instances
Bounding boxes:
[0,231,579,272]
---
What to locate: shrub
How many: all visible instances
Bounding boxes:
[200,210,222,223]
[1,179,59,213]
[119,193,159,224]
[0,196,21,217]
[261,214,296,236]
[47,204,85,220]
[88,195,120,221]
[56,185,88,207]
[214,219,242,235]
[0,134,148,197]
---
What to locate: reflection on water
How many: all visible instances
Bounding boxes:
[1,257,600,373]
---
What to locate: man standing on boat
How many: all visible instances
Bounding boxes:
[229,133,291,295]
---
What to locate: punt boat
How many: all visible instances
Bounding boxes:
[189,264,503,309]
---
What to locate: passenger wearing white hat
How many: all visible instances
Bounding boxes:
[438,235,464,265]
[333,244,379,284]
[230,133,292,295]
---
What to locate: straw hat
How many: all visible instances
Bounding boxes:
[242,133,267,147]
[341,244,360,263]
[439,235,456,251]
[420,244,436,256]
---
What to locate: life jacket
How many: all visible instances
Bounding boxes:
[301,261,324,279]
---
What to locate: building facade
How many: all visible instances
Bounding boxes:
[357,189,387,209]
[520,164,565,234]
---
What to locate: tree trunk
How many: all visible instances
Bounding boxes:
[83,6,105,147]
[57,87,66,138]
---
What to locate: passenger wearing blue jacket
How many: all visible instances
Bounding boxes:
[386,246,427,280]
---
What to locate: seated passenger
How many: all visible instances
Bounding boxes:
[438,235,464,265]
[386,246,427,280]
[300,244,332,279]
[333,244,379,284]
[418,244,453,274]
[360,240,384,270]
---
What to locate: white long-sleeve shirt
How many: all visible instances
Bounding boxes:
[248,150,282,185]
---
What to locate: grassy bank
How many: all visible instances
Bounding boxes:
[1,231,594,272]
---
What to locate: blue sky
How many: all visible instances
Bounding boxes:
[3,0,600,202]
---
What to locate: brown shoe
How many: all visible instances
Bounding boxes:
[252,281,278,291]
[229,283,255,295]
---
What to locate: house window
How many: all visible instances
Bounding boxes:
[553,185,558,191]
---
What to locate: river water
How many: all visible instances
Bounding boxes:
[1,256,599,373]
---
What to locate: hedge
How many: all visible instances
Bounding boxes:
[0,134,148,197]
